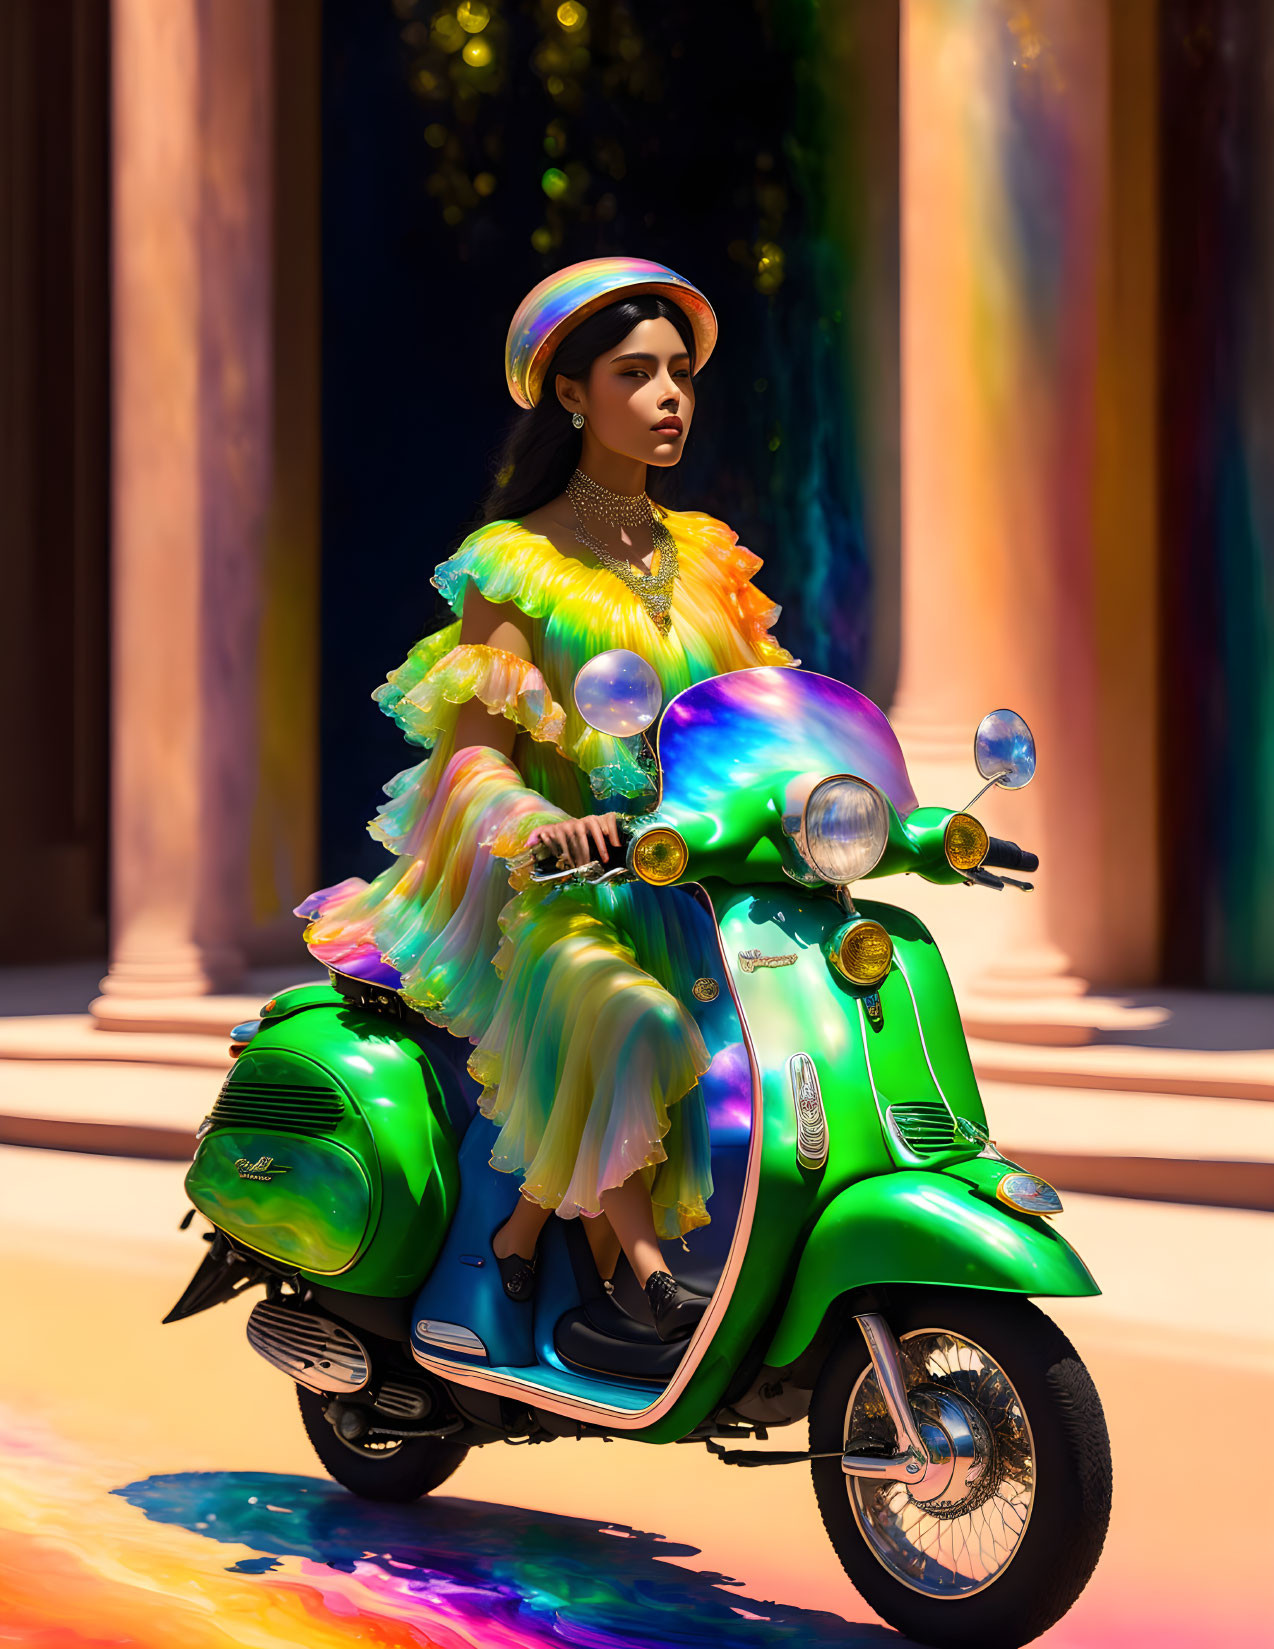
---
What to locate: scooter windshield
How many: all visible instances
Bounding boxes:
[657,667,918,818]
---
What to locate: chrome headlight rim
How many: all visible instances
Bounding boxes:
[798,772,891,887]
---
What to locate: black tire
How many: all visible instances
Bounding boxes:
[296,1385,470,1503]
[809,1291,1111,1649]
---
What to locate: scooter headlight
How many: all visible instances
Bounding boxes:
[629,827,689,886]
[996,1171,1063,1216]
[829,918,894,987]
[800,776,890,886]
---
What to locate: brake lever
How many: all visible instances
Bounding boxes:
[962,867,1006,892]
[999,875,1034,893]
[528,859,603,884]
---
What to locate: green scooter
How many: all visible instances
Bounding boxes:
[165,655,1111,1649]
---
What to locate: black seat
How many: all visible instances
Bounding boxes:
[554,1304,686,1382]
[553,1221,691,1382]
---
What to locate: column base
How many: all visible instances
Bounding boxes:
[93,941,245,1002]
[958,988,1171,1047]
[88,991,268,1037]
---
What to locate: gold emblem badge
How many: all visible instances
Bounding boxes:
[235,1155,291,1183]
[738,949,798,973]
[692,977,720,1001]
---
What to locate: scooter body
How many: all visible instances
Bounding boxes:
[168,665,1110,1648]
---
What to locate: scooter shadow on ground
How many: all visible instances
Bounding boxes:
[113,1470,910,1646]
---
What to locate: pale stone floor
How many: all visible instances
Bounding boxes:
[0,1142,1268,1645]
[1,959,1270,1641]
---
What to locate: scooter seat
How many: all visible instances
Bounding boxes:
[555,1221,691,1381]
[554,1305,686,1383]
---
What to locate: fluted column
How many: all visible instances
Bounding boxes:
[892,0,1161,1012]
[95,0,272,1004]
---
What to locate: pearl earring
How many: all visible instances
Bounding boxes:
[571,412,585,429]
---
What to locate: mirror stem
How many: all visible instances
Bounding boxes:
[962,771,1010,812]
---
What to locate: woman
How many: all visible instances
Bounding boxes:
[298,258,795,1341]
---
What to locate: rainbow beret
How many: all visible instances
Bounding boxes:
[505,256,717,410]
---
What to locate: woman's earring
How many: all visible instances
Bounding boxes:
[571,412,585,430]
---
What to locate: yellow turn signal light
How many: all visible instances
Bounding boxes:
[832,919,893,987]
[996,1171,1063,1217]
[629,827,689,886]
[944,812,990,872]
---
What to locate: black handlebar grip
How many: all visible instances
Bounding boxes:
[983,836,1039,874]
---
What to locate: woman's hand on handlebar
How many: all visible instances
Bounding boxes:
[528,813,625,869]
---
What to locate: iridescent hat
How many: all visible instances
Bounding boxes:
[505,256,717,410]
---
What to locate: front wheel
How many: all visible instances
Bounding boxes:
[297,1385,470,1503]
[809,1291,1111,1649]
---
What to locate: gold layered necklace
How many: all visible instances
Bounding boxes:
[566,468,678,634]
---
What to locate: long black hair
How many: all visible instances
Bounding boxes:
[479,293,697,524]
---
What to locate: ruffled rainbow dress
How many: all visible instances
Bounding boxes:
[296,510,796,1239]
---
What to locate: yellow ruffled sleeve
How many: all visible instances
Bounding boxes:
[373,637,567,750]
[431,519,568,619]
[367,633,570,883]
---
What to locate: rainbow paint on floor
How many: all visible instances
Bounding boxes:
[0,1409,878,1648]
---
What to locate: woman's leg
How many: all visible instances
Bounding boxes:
[492,1193,552,1262]
[599,1173,668,1289]
[602,1171,709,1342]
[582,1211,622,1283]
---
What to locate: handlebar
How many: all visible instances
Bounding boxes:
[529,839,627,885]
[529,827,1040,888]
[983,836,1039,874]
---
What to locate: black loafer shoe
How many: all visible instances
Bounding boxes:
[491,1224,538,1303]
[644,1269,709,1342]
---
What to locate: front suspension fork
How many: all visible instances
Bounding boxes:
[841,1312,988,1507]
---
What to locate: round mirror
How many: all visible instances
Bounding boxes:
[573,649,663,737]
[974,708,1037,789]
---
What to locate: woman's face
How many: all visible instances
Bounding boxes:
[556,316,694,469]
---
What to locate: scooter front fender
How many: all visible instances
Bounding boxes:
[763,1168,1099,1369]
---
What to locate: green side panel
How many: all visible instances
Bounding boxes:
[186,1128,371,1273]
[763,1168,1101,1369]
[190,1003,462,1297]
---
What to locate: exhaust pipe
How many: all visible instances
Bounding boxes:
[246,1300,369,1393]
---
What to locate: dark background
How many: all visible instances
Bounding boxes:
[318,0,893,882]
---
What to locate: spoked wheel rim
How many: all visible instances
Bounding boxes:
[843,1327,1035,1598]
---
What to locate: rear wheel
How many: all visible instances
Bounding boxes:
[809,1291,1111,1649]
[297,1385,470,1502]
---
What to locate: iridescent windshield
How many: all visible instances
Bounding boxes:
[657,667,918,818]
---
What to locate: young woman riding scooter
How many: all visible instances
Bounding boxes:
[297,258,796,1342]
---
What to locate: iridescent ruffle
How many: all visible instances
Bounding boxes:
[299,745,566,1031]
[374,639,566,750]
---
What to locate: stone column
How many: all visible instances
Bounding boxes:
[891,0,1162,1025]
[95,0,272,1007]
